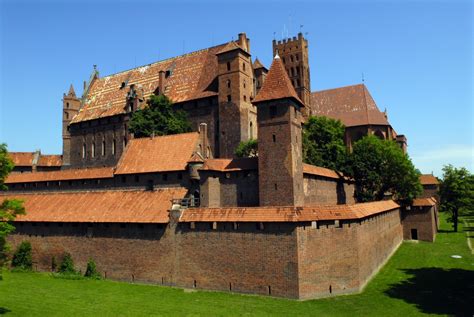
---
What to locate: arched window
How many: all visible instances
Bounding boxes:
[243,62,246,71]
[82,143,86,159]
[226,62,231,71]
[227,79,231,88]
[66,102,69,109]
[291,67,294,76]
[102,140,106,156]
[112,139,116,155]
[243,80,246,89]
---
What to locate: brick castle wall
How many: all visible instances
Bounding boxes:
[303,176,355,205]
[8,207,402,299]
[401,206,437,242]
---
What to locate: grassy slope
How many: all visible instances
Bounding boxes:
[1,212,473,317]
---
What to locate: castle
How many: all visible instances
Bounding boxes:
[3,32,437,299]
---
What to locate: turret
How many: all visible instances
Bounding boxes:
[62,84,81,166]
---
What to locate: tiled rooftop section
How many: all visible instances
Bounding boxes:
[2,188,187,223]
[71,43,228,123]
[412,197,437,207]
[180,200,399,222]
[8,152,34,166]
[115,133,200,175]
[200,157,258,172]
[253,56,303,105]
[419,174,439,185]
[303,163,340,179]
[5,167,114,184]
[310,84,389,127]
[37,155,62,167]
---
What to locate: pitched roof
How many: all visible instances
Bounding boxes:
[2,188,187,223]
[252,58,266,70]
[419,174,439,185]
[412,197,436,207]
[5,167,114,184]
[302,163,340,179]
[179,200,399,223]
[253,56,304,106]
[37,155,62,167]
[71,43,228,123]
[115,132,199,175]
[310,84,390,127]
[200,157,258,172]
[216,41,249,56]
[8,152,34,166]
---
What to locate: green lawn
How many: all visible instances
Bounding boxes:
[1,212,473,317]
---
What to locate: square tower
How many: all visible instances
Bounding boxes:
[253,55,305,207]
[272,33,311,116]
[62,84,81,166]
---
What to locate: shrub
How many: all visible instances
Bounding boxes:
[11,241,32,271]
[59,253,76,274]
[51,256,57,272]
[84,259,101,279]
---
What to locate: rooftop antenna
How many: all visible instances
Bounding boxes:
[289,14,292,37]
[300,24,304,33]
[273,32,276,41]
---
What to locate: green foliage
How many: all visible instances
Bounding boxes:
[440,165,474,232]
[235,139,258,158]
[11,241,32,271]
[302,116,348,172]
[0,143,25,280]
[58,253,77,275]
[129,94,192,138]
[84,259,101,279]
[349,135,422,203]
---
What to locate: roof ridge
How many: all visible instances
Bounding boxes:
[311,83,365,95]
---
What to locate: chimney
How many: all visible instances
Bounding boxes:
[158,70,165,95]
[199,123,208,158]
[237,33,248,52]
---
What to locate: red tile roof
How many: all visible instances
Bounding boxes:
[200,157,258,172]
[8,152,34,166]
[2,188,187,223]
[419,174,439,185]
[412,197,436,207]
[310,84,389,127]
[303,164,340,179]
[253,56,304,106]
[37,155,62,167]
[115,133,199,174]
[5,167,114,184]
[253,58,266,70]
[71,43,228,123]
[179,200,399,222]
[216,41,249,56]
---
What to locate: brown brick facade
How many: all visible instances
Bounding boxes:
[401,206,438,242]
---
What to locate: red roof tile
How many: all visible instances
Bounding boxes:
[5,167,114,184]
[303,163,340,179]
[310,84,389,127]
[179,200,399,222]
[419,174,439,185]
[115,133,199,174]
[216,41,249,56]
[200,157,258,172]
[37,155,62,167]
[253,56,304,106]
[2,188,187,223]
[412,197,436,207]
[71,43,228,123]
[8,152,34,166]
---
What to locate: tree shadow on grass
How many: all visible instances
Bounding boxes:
[385,268,474,316]
[0,308,11,314]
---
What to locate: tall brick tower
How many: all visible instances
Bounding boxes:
[272,33,311,116]
[253,54,305,207]
[62,84,81,167]
[216,33,256,157]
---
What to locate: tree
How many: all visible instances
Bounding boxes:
[59,253,76,274]
[235,139,258,158]
[0,143,25,279]
[439,165,474,232]
[349,135,422,203]
[84,258,101,279]
[302,116,348,172]
[11,241,32,271]
[128,94,192,138]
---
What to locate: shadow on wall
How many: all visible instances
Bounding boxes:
[385,268,474,316]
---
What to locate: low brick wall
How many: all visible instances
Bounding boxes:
[8,208,402,299]
[401,206,437,242]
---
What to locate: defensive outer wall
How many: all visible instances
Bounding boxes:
[8,203,402,300]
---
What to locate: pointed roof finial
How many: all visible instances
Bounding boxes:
[274,49,280,59]
[68,84,76,97]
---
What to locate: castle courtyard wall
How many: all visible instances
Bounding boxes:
[303,175,355,205]
[401,206,437,242]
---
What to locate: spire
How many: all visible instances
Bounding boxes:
[252,58,266,70]
[67,84,76,97]
[252,55,303,106]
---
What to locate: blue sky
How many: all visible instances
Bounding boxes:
[0,0,472,176]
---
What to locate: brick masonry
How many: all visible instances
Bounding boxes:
[8,207,402,299]
[401,206,438,242]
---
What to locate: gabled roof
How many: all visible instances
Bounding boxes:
[310,84,390,127]
[8,152,34,166]
[252,58,267,70]
[71,43,229,123]
[179,200,399,223]
[253,56,304,106]
[412,197,437,207]
[6,167,114,184]
[419,174,439,185]
[115,132,200,175]
[2,188,187,223]
[216,41,249,56]
[302,164,340,179]
[200,157,258,172]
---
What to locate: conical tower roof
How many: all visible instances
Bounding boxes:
[67,84,76,97]
[252,55,303,106]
